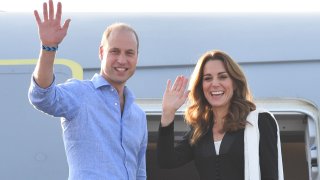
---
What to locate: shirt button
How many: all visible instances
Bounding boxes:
[115,103,118,106]
[111,88,114,91]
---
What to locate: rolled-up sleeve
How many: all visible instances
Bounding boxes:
[28,75,58,115]
[28,75,80,119]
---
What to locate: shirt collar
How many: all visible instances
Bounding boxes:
[91,73,136,100]
[91,73,111,89]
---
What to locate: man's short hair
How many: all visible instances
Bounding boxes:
[100,23,139,51]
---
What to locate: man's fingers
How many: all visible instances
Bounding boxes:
[43,2,48,21]
[49,0,54,20]
[34,10,41,25]
[62,19,71,32]
[55,2,62,22]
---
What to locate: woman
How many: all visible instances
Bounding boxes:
[157,50,283,180]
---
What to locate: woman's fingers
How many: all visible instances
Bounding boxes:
[173,75,188,91]
[179,77,188,98]
[171,76,180,91]
[165,75,188,100]
[183,90,190,99]
[165,79,172,92]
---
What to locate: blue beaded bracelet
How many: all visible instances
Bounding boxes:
[42,45,58,51]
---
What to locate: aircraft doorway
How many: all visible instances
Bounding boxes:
[145,112,312,180]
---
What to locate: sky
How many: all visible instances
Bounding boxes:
[1,0,320,12]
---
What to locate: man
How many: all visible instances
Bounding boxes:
[28,0,147,179]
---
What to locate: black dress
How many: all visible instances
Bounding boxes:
[157,112,279,180]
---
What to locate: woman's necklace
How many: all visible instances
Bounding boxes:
[213,119,225,142]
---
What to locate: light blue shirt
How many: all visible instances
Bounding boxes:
[28,73,147,180]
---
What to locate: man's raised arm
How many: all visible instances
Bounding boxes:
[33,0,70,88]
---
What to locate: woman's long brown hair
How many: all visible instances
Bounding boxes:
[185,50,256,145]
